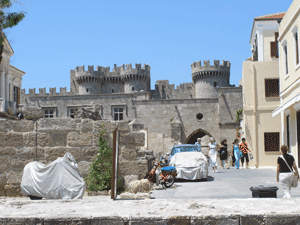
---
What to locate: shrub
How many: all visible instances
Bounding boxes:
[84,125,124,194]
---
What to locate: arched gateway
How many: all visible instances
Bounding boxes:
[185,129,213,144]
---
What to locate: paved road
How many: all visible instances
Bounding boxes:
[151,167,300,199]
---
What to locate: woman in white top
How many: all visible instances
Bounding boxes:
[208,137,222,173]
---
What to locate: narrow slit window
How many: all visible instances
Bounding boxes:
[295,32,299,65]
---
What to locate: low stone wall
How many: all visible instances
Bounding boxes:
[0,118,150,196]
[0,214,300,224]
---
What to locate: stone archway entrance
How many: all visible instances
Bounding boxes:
[185,129,212,144]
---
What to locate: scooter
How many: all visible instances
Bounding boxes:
[145,155,177,188]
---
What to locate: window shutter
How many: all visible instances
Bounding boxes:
[17,87,20,106]
[264,133,280,151]
[270,42,277,58]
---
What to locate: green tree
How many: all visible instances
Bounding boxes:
[84,125,125,194]
[85,126,113,191]
[0,0,26,63]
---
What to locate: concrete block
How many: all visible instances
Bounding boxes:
[11,120,35,132]
[6,170,23,185]
[16,147,44,159]
[67,132,93,146]
[192,215,239,224]
[78,161,92,178]
[119,160,148,176]
[37,132,52,147]
[82,146,98,161]
[5,132,23,147]
[120,145,138,160]
[45,147,82,162]
[23,132,37,147]
[124,174,139,190]
[119,132,145,146]
[0,120,8,132]
[81,119,93,132]
[52,133,67,146]
[0,147,16,156]
[38,118,79,131]
[0,218,43,225]
[0,156,10,173]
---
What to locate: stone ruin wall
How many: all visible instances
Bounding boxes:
[0,118,150,197]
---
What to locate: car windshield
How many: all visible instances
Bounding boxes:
[171,146,197,155]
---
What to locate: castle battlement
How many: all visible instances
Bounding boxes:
[74,63,150,78]
[22,87,71,96]
[191,60,231,74]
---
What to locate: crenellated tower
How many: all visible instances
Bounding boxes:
[191,60,231,98]
[72,63,150,95]
[120,63,150,93]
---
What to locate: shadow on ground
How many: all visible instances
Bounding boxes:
[175,176,214,183]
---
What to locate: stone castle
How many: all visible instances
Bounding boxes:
[21,59,242,155]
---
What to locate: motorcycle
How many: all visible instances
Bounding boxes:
[145,155,177,188]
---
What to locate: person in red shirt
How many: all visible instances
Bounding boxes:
[239,138,251,169]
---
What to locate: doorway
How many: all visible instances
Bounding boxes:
[185,129,212,144]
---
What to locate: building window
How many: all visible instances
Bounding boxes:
[295,31,299,65]
[196,113,203,120]
[283,44,289,75]
[264,132,280,151]
[44,108,55,118]
[265,79,279,97]
[213,82,217,87]
[113,108,123,121]
[287,115,290,149]
[112,89,114,93]
[13,86,20,107]
[69,108,76,118]
[132,87,134,91]
[270,32,279,58]
[86,88,89,93]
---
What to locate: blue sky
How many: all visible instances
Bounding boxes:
[3,0,294,93]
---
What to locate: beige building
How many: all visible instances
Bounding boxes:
[242,13,284,167]
[0,36,25,114]
[273,0,300,167]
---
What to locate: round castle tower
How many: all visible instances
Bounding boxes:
[74,63,150,95]
[191,60,231,98]
[120,63,150,93]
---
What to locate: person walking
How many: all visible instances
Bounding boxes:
[232,139,241,169]
[208,137,221,173]
[276,145,300,198]
[195,138,202,152]
[239,138,251,169]
[219,139,229,169]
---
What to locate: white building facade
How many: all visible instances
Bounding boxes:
[0,37,25,114]
[273,0,300,167]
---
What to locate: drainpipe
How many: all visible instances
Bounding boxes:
[252,65,259,168]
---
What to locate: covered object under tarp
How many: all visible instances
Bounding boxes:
[169,152,208,180]
[21,152,86,199]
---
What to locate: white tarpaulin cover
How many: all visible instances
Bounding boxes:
[21,152,86,199]
[169,152,208,180]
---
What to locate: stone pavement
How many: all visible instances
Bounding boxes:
[151,167,300,199]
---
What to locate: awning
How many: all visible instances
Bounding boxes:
[272,93,300,117]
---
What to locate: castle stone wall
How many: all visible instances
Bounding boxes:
[0,119,149,197]
[124,80,148,93]
[135,99,220,143]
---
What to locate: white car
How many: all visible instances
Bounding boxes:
[169,150,208,180]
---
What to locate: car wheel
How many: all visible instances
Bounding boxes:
[164,175,175,188]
